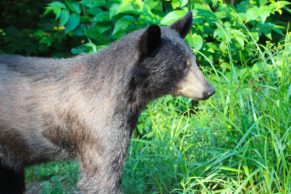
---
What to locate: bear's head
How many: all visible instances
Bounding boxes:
[132,12,215,102]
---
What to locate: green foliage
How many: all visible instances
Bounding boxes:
[0,0,289,67]
[44,0,162,52]
[26,161,79,193]
[42,0,289,69]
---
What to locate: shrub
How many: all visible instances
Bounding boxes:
[43,0,289,69]
[1,0,289,67]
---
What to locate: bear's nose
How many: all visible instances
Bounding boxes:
[202,86,215,100]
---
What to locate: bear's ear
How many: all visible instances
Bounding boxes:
[138,25,161,58]
[170,11,192,39]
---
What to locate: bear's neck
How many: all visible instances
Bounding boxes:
[69,37,150,130]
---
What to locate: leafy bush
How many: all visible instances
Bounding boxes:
[1,0,289,67]
[43,0,289,69]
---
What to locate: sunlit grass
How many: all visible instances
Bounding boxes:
[122,32,290,193]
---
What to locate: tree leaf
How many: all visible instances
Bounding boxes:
[45,6,62,19]
[80,0,105,8]
[93,11,110,23]
[65,14,80,33]
[258,5,271,23]
[109,3,120,19]
[71,42,97,54]
[161,10,187,25]
[179,0,188,7]
[249,32,259,42]
[187,34,203,50]
[197,9,217,20]
[235,36,244,48]
[87,25,111,40]
[214,28,225,40]
[116,0,136,15]
[48,1,66,9]
[112,15,135,36]
[245,6,271,23]
[60,10,70,26]
[66,1,81,14]
[171,0,180,9]
[245,7,260,22]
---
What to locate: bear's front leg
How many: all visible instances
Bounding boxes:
[77,140,128,194]
[0,165,25,194]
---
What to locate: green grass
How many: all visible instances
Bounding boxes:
[25,33,290,194]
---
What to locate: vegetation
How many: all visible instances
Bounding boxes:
[0,0,290,193]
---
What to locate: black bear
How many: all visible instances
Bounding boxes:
[0,12,214,194]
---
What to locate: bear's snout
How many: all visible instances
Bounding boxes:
[176,66,215,101]
[201,85,215,100]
